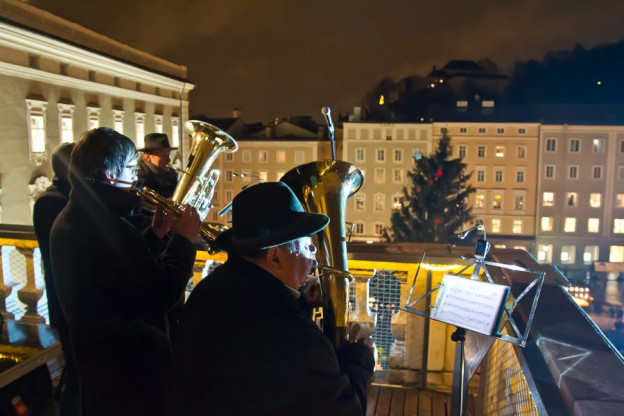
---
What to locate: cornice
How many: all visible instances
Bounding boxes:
[0,22,195,91]
[0,61,185,107]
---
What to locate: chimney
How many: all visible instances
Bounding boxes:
[232,107,242,118]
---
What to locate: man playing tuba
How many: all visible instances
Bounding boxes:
[167,181,374,415]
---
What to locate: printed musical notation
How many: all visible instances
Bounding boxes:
[431,274,509,336]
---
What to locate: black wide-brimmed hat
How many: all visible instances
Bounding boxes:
[216,182,329,252]
[138,133,177,152]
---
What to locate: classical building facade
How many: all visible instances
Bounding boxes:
[0,0,193,224]
[535,125,624,277]
[342,122,432,242]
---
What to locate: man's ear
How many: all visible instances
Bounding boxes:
[266,246,282,270]
[103,170,117,184]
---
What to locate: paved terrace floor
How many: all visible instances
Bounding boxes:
[367,385,475,416]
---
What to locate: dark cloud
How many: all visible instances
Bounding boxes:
[29,0,624,121]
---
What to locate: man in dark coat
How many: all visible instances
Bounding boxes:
[33,142,80,415]
[50,127,200,416]
[137,132,178,198]
[168,182,375,415]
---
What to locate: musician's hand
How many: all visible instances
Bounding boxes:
[170,205,201,243]
[301,276,322,308]
[151,203,175,239]
[348,323,373,347]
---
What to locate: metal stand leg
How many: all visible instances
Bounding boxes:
[451,327,468,416]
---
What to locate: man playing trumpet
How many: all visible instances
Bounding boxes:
[168,181,374,415]
[50,127,200,416]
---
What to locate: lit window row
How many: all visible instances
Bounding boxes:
[457,145,527,159]
[540,217,624,233]
[537,244,624,264]
[542,192,610,207]
[545,138,606,153]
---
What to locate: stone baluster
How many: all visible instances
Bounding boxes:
[16,246,44,323]
[0,245,15,319]
[349,269,376,335]
[389,265,427,386]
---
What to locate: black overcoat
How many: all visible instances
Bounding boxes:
[50,180,196,416]
[168,255,374,415]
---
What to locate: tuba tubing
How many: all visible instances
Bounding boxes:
[281,159,363,349]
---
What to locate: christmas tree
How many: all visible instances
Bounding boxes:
[386,132,475,243]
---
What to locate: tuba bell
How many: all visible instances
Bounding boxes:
[281,159,363,348]
[135,120,238,251]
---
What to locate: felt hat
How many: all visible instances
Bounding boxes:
[216,182,329,252]
[139,133,177,152]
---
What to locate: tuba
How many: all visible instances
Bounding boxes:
[281,160,363,348]
[136,120,238,251]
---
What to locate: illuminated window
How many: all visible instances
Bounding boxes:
[610,246,624,262]
[588,218,600,233]
[167,118,178,148]
[258,150,268,163]
[26,99,47,155]
[593,138,605,153]
[491,219,501,233]
[276,150,286,163]
[276,171,285,181]
[541,217,553,231]
[569,165,578,179]
[538,244,553,263]
[374,223,384,236]
[617,194,624,208]
[57,103,75,143]
[258,171,268,182]
[584,246,599,264]
[458,145,467,158]
[512,220,522,234]
[564,217,576,232]
[355,148,365,161]
[87,106,100,129]
[242,150,251,163]
[566,192,577,207]
[545,138,556,152]
[393,168,402,183]
[614,219,624,234]
[570,139,580,152]
[545,165,555,178]
[134,112,145,148]
[477,145,486,158]
[543,192,554,207]
[514,193,525,210]
[475,194,485,209]
[373,194,385,212]
[355,195,365,211]
[154,115,164,133]
[492,194,503,210]
[392,194,402,210]
[374,168,386,184]
[114,110,125,134]
[590,193,601,208]
[495,146,505,157]
[561,245,575,264]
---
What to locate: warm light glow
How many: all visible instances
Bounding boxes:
[420,263,464,271]
[379,95,385,105]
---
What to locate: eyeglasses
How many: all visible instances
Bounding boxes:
[126,165,141,175]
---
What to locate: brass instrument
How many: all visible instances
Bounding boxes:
[280,160,363,348]
[136,120,238,251]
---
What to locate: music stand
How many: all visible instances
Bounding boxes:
[402,227,545,416]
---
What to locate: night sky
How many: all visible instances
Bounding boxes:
[28,0,624,123]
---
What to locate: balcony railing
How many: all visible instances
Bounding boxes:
[1,226,623,415]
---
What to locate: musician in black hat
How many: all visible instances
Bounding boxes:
[137,132,179,198]
[167,181,374,415]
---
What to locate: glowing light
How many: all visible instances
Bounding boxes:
[597,81,602,86]
[420,263,464,271]
[379,95,385,105]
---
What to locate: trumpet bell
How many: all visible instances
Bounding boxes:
[281,159,363,348]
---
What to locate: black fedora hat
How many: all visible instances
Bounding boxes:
[216,182,329,252]
[139,133,178,152]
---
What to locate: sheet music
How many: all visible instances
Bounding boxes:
[431,274,509,336]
